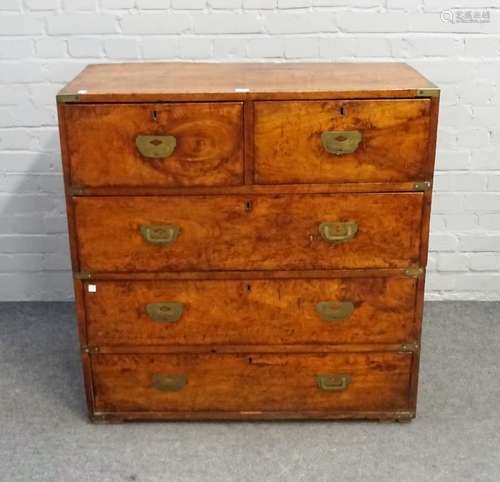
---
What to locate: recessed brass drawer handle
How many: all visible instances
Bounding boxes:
[136,135,176,159]
[139,223,180,245]
[319,221,358,244]
[321,130,362,155]
[146,302,184,323]
[151,373,187,392]
[315,301,354,322]
[315,374,352,392]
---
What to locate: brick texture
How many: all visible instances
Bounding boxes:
[0,3,499,300]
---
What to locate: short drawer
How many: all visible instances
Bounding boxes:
[254,99,432,184]
[63,102,243,187]
[84,277,418,346]
[92,352,412,413]
[74,193,423,272]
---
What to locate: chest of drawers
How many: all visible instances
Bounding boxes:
[57,62,439,422]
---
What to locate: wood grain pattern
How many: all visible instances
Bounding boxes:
[64,103,243,188]
[92,352,412,412]
[56,62,439,422]
[255,100,431,184]
[58,62,437,102]
[74,193,423,273]
[84,277,417,346]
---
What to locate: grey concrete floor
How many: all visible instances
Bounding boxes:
[0,301,499,482]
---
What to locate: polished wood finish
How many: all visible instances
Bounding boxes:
[57,62,439,422]
[255,99,431,184]
[58,62,436,102]
[65,103,243,188]
[74,193,423,272]
[92,352,412,413]
[84,277,417,346]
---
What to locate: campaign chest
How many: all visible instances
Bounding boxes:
[57,62,439,422]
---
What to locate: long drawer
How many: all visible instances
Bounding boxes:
[254,99,431,184]
[74,193,423,273]
[64,102,244,188]
[92,352,412,413]
[84,277,418,346]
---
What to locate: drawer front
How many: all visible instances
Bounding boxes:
[254,100,431,184]
[75,193,423,272]
[92,352,412,412]
[64,103,243,187]
[85,277,417,346]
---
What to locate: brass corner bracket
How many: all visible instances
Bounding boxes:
[91,413,112,424]
[413,181,432,191]
[82,346,99,354]
[404,265,425,278]
[57,93,81,104]
[416,88,440,98]
[399,342,419,353]
[67,186,84,196]
[395,413,415,423]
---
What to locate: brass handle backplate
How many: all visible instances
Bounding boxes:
[319,221,358,244]
[316,301,355,322]
[151,373,187,392]
[140,224,180,245]
[146,302,184,323]
[321,130,362,155]
[136,135,176,159]
[315,374,352,392]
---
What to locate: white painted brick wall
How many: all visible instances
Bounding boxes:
[0,2,499,301]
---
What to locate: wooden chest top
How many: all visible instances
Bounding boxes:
[57,62,438,103]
